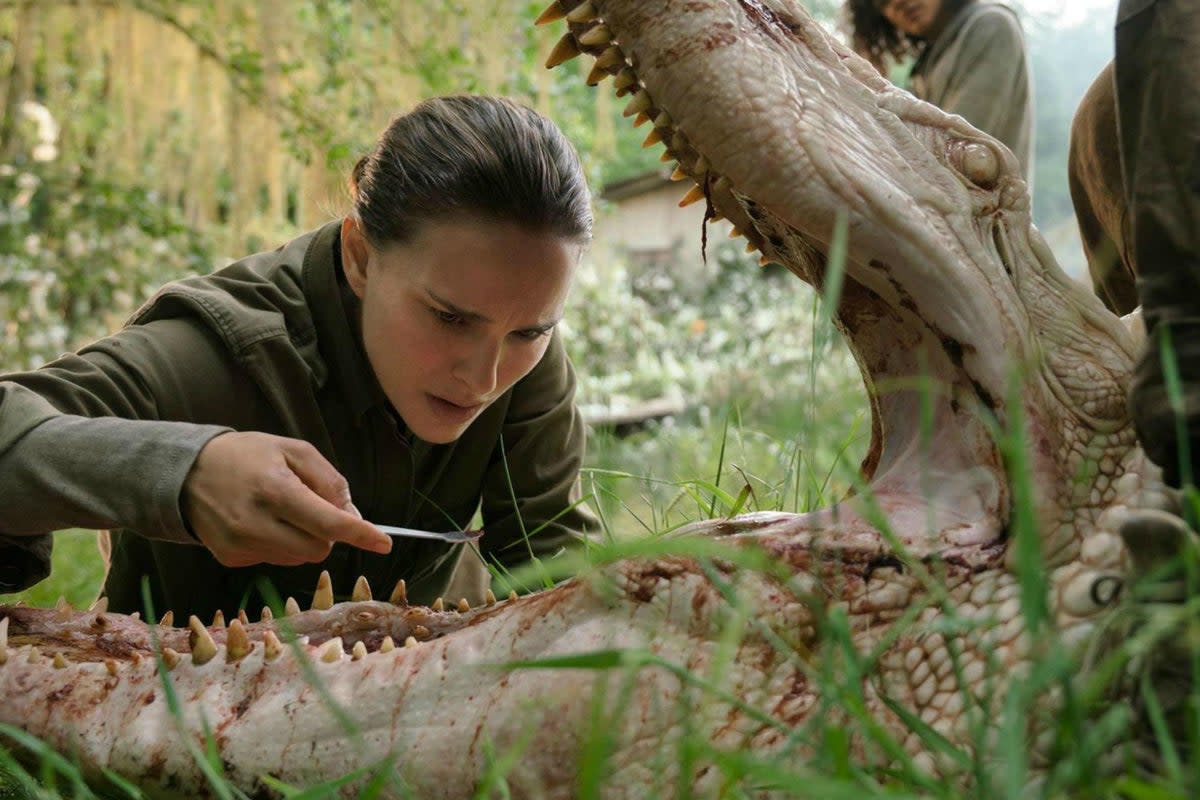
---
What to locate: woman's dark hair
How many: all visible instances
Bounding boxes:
[349,95,592,248]
[842,0,968,73]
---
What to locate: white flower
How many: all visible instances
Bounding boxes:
[31,143,58,163]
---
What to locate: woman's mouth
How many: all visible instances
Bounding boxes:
[427,394,485,424]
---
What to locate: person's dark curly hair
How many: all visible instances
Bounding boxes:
[841,0,969,73]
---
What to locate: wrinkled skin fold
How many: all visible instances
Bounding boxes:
[0,1,1174,796]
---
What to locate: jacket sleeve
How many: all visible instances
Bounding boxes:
[0,318,241,592]
[937,9,1031,163]
[478,331,599,570]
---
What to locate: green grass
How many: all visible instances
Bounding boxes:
[0,529,105,609]
[4,255,1200,798]
[5,403,1198,798]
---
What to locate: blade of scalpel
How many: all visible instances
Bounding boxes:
[372,523,482,544]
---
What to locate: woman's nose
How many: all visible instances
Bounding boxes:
[453,341,500,398]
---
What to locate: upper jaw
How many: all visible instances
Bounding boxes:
[543,0,1141,565]
[565,0,1032,373]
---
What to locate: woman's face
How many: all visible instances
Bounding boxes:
[877,0,945,38]
[342,216,579,444]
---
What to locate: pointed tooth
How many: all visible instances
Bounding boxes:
[634,111,651,127]
[642,128,663,148]
[457,598,471,613]
[0,617,7,665]
[352,575,373,602]
[565,0,597,22]
[485,589,497,606]
[52,652,68,669]
[508,591,519,602]
[431,597,445,612]
[263,630,283,661]
[679,185,706,207]
[654,111,673,129]
[709,210,724,222]
[534,0,566,25]
[389,579,408,606]
[161,647,181,671]
[577,24,612,47]
[238,609,250,626]
[623,90,652,118]
[586,64,610,86]
[188,616,218,665]
[88,597,108,613]
[313,570,334,610]
[27,647,41,664]
[405,636,419,649]
[158,611,174,627]
[285,597,301,617]
[694,156,710,174]
[745,241,758,253]
[613,68,637,93]
[545,33,582,68]
[320,638,344,663]
[413,625,431,639]
[352,641,368,661]
[380,636,396,653]
[759,255,774,266]
[211,610,225,629]
[54,596,71,616]
[659,150,675,163]
[595,45,624,70]
[225,619,252,662]
[728,226,743,238]
[260,606,274,622]
[670,165,689,181]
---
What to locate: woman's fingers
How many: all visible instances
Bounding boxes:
[276,444,393,554]
[183,432,391,566]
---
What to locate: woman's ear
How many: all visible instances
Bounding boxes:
[341,217,370,299]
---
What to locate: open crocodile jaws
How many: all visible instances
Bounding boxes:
[0,0,1159,796]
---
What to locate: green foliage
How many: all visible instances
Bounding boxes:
[564,242,867,528]
[0,110,213,370]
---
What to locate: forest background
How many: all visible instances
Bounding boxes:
[0,0,1118,606]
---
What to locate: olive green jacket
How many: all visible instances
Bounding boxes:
[0,221,595,618]
[1115,0,1200,486]
[909,1,1034,178]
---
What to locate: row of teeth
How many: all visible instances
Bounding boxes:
[537,0,765,259]
[0,570,520,670]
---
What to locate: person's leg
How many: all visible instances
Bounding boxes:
[1116,0,1200,487]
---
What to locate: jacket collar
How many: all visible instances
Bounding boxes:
[300,220,391,424]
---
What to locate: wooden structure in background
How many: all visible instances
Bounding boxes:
[0,0,562,252]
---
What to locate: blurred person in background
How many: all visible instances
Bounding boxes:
[844,0,1035,179]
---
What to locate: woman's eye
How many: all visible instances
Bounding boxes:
[515,329,550,342]
[432,308,463,326]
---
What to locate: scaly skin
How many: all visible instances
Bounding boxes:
[0,0,1168,796]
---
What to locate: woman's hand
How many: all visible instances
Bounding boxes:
[181,431,392,567]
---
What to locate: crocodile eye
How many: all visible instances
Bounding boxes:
[950,140,1000,190]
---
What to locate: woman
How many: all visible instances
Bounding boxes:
[844,0,1034,179]
[0,95,597,620]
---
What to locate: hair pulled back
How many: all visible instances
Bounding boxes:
[843,0,913,71]
[349,95,591,249]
